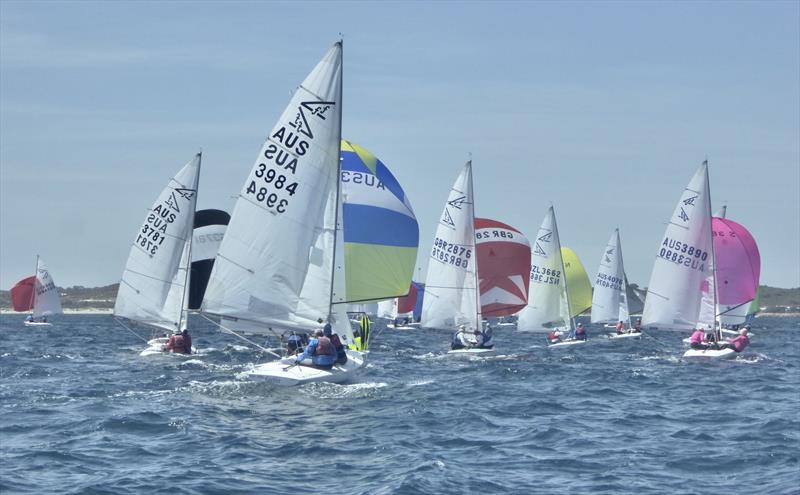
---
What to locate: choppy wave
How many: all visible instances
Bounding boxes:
[0,315,798,494]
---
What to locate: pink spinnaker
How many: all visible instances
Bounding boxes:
[712,217,760,305]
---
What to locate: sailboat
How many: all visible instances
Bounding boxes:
[380,283,419,329]
[591,229,639,339]
[11,256,62,326]
[640,161,736,359]
[516,207,590,347]
[200,42,373,385]
[114,153,201,356]
[420,161,491,355]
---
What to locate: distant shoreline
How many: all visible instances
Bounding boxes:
[0,308,113,315]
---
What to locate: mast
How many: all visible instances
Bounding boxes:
[552,206,573,332]
[617,229,633,329]
[327,39,344,321]
[30,254,39,317]
[704,160,720,342]
[177,151,202,332]
[467,159,481,331]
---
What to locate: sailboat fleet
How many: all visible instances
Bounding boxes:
[7,41,764,382]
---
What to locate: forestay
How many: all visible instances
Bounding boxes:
[517,207,568,331]
[642,161,714,330]
[421,161,480,331]
[114,154,200,332]
[591,229,630,324]
[201,43,343,334]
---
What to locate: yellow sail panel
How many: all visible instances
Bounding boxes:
[561,247,592,318]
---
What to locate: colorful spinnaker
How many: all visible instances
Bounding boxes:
[340,140,419,303]
[561,247,592,319]
[713,216,760,327]
[474,218,531,317]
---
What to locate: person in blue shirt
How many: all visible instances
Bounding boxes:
[573,322,587,341]
[295,329,337,369]
[480,324,494,348]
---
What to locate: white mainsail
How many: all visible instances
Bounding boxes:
[591,229,630,325]
[642,161,715,330]
[517,206,570,332]
[201,42,343,334]
[32,257,62,318]
[114,154,201,332]
[420,161,480,331]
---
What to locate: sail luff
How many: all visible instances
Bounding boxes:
[467,161,481,331]
[178,152,202,331]
[551,207,572,331]
[328,40,345,318]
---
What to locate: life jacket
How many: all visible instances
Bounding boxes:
[314,336,334,356]
[329,334,343,350]
[169,334,187,353]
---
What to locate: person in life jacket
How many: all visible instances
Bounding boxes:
[547,330,562,344]
[323,323,348,365]
[480,325,495,348]
[295,329,337,369]
[689,327,709,350]
[632,318,642,333]
[720,328,750,353]
[471,329,484,348]
[615,321,625,335]
[286,332,307,355]
[451,325,471,350]
[166,330,191,354]
[573,322,587,341]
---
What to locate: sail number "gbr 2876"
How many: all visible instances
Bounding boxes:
[245,163,299,213]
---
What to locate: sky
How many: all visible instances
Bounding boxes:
[1,0,798,290]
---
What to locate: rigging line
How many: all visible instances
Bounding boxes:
[113,317,150,343]
[199,313,282,359]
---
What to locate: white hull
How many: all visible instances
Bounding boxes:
[683,347,737,360]
[496,322,516,327]
[387,324,416,330]
[23,321,52,327]
[139,337,196,357]
[608,332,642,339]
[246,349,366,386]
[447,347,495,356]
[548,339,587,348]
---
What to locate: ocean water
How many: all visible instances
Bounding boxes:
[1,314,798,495]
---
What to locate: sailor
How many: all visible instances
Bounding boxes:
[286,332,306,354]
[615,320,625,335]
[721,328,750,353]
[323,323,348,365]
[25,315,33,322]
[451,325,470,350]
[181,329,192,355]
[481,325,495,348]
[295,329,337,369]
[166,331,189,354]
[632,318,642,333]
[574,322,587,341]
[689,327,709,350]
[471,328,484,348]
[547,330,562,344]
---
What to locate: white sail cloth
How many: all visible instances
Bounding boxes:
[421,161,480,331]
[33,257,62,317]
[201,43,343,333]
[642,161,715,330]
[517,207,569,332]
[591,229,630,324]
[114,154,201,332]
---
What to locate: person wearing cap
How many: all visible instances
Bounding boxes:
[632,318,642,333]
[295,328,337,369]
[323,323,348,364]
[547,329,562,344]
[721,328,750,353]
[689,327,709,350]
[471,328,485,348]
[480,324,495,349]
[573,322,587,341]
[615,320,625,335]
[451,325,471,350]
